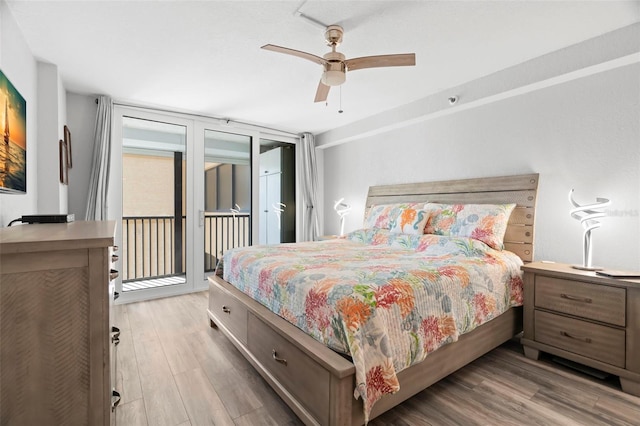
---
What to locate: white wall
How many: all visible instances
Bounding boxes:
[37,61,67,214]
[318,27,640,270]
[0,1,38,225]
[0,1,72,225]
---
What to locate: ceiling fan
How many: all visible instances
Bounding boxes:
[261,25,416,103]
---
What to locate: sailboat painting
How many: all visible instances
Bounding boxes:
[0,69,27,193]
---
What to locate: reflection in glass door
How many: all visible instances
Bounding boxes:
[203,129,252,275]
[120,117,188,294]
[258,139,296,245]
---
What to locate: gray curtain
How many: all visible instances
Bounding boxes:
[298,132,320,241]
[85,95,113,220]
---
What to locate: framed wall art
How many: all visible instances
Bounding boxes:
[0,69,27,194]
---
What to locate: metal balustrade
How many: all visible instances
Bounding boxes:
[122,213,250,284]
[204,212,251,272]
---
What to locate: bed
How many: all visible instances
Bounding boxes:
[207,173,539,425]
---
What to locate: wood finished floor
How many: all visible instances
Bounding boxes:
[114,291,640,426]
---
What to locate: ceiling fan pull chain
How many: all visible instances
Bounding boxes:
[338,86,343,114]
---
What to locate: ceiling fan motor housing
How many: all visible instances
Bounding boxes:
[322,51,346,86]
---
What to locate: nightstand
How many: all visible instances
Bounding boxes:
[521,262,640,397]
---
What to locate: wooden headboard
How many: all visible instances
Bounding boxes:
[365,173,539,262]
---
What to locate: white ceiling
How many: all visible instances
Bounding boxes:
[6,1,640,135]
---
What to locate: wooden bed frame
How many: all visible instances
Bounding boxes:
[207,173,539,425]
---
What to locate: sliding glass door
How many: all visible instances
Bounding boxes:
[112,110,194,302]
[110,106,297,303]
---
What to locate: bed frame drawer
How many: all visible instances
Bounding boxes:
[535,276,625,326]
[208,281,248,344]
[534,310,625,368]
[247,313,331,425]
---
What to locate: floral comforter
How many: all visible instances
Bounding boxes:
[223,228,524,422]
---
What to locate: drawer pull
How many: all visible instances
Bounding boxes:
[110,269,119,281]
[222,305,231,314]
[111,326,121,345]
[560,293,592,303]
[111,254,119,262]
[560,331,592,343]
[114,291,120,301]
[272,349,287,366]
[111,390,121,411]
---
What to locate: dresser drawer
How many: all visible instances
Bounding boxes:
[535,276,626,326]
[535,310,625,368]
[208,282,248,344]
[247,313,331,425]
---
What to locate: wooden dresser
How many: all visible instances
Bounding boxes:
[0,221,119,425]
[521,262,640,396]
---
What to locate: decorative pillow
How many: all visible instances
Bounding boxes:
[423,203,516,249]
[363,202,429,235]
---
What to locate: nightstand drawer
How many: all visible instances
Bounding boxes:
[535,276,625,326]
[535,311,625,368]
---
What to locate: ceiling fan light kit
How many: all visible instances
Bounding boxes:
[322,69,346,86]
[321,52,346,86]
[262,24,416,103]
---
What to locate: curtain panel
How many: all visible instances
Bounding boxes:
[85,95,113,220]
[297,132,320,241]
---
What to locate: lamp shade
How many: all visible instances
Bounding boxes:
[568,189,611,270]
[333,198,351,236]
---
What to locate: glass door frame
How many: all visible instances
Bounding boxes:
[110,106,196,304]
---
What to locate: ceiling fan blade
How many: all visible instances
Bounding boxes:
[345,53,415,72]
[261,44,326,66]
[314,80,330,103]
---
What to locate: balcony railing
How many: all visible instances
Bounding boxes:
[122,213,250,283]
[204,212,251,272]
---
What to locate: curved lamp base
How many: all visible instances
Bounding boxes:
[571,265,604,271]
